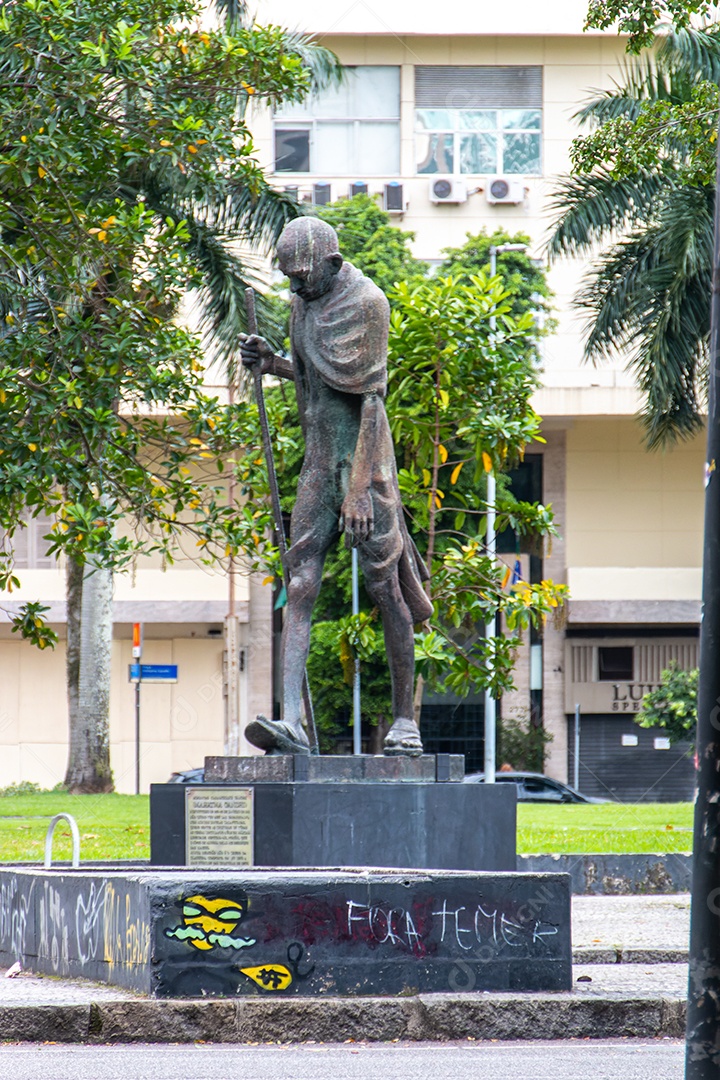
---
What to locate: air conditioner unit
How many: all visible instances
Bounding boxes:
[312,182,332,206]
[486,176,525,205]
[350,181,368,197]
[429,177,467,204]
[384,182,405,213]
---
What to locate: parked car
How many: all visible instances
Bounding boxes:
[167,767,204,784]
[463,770,609,803]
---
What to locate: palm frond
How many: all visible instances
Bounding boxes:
[139,173,293,360]
[658,26,720,84]
[574,27,720,130]
[186,220,287,353]
[216,182,303,251]
[210,0,249,30]
[574,59,694,127]
[573,185,712,445]
[545,170,668,258]
[274,29,343,97]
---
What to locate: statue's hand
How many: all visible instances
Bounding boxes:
[239,333,274,373]
[339,491,373,545]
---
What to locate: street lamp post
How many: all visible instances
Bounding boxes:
[484,243,527,784]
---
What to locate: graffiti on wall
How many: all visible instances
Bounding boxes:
[165,894,255,952]
[0,875,150,983]
[0,877,34,963]
[163,891,313,992]
[160,881,562,998]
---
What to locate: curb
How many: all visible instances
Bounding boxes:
[573,948,688,965]
[0,994,687,1044]
[521,853,691,895]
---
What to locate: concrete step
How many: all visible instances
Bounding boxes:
[0,963,688,1044]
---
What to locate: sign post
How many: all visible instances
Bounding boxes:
[133,622,142,796]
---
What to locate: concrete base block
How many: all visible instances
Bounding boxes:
[204,754,465,784]
[0,866,571,997]
[151,776,516,872]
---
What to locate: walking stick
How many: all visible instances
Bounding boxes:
[244,287,319,754]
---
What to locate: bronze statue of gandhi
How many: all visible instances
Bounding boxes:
[241,217,432,758]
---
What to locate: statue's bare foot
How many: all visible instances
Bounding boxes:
[383,718,423,757]
[245,716,311,756]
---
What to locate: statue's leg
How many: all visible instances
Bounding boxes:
[245,554,324,756]
[364,571,423,757]
[245,473,338,756]
[281,554,324,729]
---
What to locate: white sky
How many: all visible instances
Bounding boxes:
[253,0,615,37]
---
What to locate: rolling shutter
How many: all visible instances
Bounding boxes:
[415,66,543,109]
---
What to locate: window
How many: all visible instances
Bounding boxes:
[274,66,400,176]
[598,646,634,682]
[1,512,55,569]
[414,66,542,176]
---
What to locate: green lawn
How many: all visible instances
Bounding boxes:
[0,791,695,862]
[0,792,149,862]
[517,801,694,854]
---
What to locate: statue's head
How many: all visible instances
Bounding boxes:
[277,217,343,302]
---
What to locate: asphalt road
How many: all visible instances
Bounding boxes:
[0,1040,684,1080]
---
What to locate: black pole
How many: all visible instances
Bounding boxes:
[134,676,141,796]
[685,127,720,1077]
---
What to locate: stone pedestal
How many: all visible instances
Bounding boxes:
[0,865,572,995]
[150,754,516,873]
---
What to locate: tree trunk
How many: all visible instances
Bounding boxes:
[64,556,114,793]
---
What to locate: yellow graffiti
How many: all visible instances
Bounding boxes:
[240,964,293,991]
[103,883,150,970]
[165,894,255,952]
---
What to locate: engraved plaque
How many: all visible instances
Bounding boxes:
[185,786,254,866]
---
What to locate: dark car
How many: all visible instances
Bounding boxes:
[463,770,609,803]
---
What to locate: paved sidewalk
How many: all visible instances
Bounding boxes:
[0,895,691,1044]
[572,893,690,963]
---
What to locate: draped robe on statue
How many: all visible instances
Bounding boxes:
[285,262,432,625]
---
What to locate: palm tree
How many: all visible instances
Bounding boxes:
[546,28,720,447]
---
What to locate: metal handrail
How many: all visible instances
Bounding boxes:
[43,813,80,869]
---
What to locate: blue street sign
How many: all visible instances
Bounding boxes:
[129,664,178,683]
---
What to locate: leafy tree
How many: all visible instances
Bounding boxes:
[438,228,556,351]
[0,0,336,789]
[547,27,720,446]
[636,662,698,746]
[498,709,553,773]
[585,0,716,50]
[387,274,567,709]
[316,194,428,295]
[305,617,394,753]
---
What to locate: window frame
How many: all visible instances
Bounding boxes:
[415,107,542,177]
[1,512,56,570]
[597,645,635,683]
[273,66,401,177]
